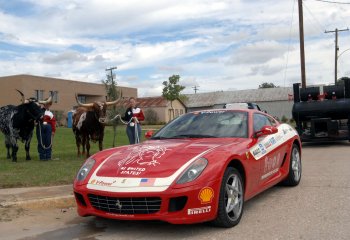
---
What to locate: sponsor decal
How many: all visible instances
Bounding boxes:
[199,111,225,114]
[245,152,250,160]
[198,187,214,204]
[139,178,156,186]
[118,145,169,170]
[90,179,96,184]
[121,179,127,184]
[264,153,281,173]
[261,153,281,180]
[252,148,261,156]
[258,143,266,154]
[94,180,116,186]
[261,168,279,180]
[188,206,211,215]
[250,124,297,160]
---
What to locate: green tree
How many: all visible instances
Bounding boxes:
[162,75,185,120]
[102,73,119,147]
[259,82,278,88]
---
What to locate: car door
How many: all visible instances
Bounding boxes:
[252,113,288,188]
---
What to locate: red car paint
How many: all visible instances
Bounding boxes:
[73,109,301,225]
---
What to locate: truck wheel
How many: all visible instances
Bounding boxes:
[281,144,301,186]
[212,167,244,228]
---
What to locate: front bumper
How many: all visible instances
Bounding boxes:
[73,180,221,224]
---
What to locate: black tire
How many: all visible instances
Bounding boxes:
[281,144,302,186]
[211,167,244,228]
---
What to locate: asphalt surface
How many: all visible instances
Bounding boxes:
[0,141,350,240]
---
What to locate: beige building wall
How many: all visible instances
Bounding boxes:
[143,106,167,124]
[166,100,186,122]
[0,75,137,125]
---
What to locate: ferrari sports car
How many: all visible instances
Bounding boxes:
[73,107,302,228]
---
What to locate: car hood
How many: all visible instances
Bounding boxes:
[86,138,244,192]
[94,139,230,179]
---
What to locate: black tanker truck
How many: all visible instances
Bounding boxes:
[292,78,350,142]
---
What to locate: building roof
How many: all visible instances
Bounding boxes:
[116,96,187,108]
[116,96,169,108]
[184,87,294,108]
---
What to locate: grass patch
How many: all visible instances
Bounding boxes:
[0,125,162,188]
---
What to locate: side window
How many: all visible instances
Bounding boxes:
[253,113,273,132]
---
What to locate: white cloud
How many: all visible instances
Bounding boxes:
[1,0,350,96]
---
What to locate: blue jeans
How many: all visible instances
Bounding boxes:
[126,123,141,144]
[36,123,52,160]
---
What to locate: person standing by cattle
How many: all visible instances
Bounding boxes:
[36,100,56,161]
[122,97,145,144]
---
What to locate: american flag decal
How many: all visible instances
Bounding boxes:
[139,178,156,186]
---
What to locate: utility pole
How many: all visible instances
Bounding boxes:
[325,28,349,84]
[192,85,199,94]
[298,0,306,89]
[105,66,117,82]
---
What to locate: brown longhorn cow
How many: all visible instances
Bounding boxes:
[72,95,118,158]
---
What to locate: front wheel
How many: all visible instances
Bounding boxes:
[212,167,244,228]
[281,144,302,186]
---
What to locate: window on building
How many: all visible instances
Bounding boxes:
[175,109,179,117]
[49,91,59,103]
[77,95,86,103]
[180,109,184,115]
[34,90,44,101]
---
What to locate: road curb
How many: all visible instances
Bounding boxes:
[1,195,75,209]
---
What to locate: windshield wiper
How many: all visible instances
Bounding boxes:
[170,134,217,139]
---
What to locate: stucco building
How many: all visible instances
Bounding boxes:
[0,74,137,125]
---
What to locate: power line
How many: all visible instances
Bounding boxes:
[283,0,296,87]
[303,1,327,34]
[311,0,350,4]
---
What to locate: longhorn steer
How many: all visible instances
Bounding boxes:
[0,90,52,162]
[72,96,117,158]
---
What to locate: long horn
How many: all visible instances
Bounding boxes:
[75,94,93,107]
[16,89,25,103]
[105,98,119,106]
[38,95,53,105]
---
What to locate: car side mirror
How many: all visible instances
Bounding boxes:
[254,125,278,138]
[145,130,154,139]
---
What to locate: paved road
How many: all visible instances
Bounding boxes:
[1,142,350,240]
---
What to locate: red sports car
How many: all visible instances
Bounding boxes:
[73,108,302,228]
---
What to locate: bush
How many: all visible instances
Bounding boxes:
[281,115,288,123]
[144,108,159,125]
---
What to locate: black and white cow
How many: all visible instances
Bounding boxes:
[0,90,52,162]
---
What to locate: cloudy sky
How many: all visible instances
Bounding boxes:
[0,0,350,96]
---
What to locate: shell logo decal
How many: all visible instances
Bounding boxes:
[198,187,214,204]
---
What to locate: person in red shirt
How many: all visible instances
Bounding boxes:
[36,101,56,160]
[122,97,145,144]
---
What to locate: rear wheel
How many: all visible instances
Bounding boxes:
[281,144,301,186]
[212,167,244,228]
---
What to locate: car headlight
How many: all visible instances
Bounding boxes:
[76,157,95,181]
[177,157,208,184]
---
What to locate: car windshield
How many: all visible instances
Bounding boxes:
[152,110,248,139]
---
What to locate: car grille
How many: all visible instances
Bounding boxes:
[88,194,162,214]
